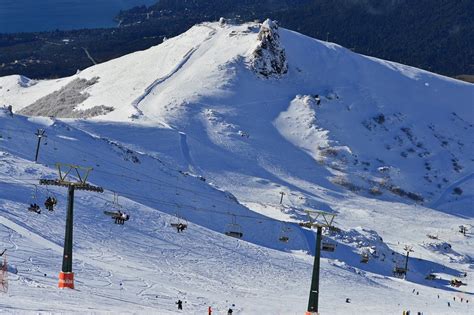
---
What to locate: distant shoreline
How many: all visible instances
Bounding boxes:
[0,0,156,34]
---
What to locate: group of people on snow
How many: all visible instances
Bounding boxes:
[176,300,233,314]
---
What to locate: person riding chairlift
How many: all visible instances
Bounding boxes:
[28,203,40,214]
[44,197,57,211]
[177,222,186,233]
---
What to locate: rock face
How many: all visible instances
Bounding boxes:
[250,19,288,78]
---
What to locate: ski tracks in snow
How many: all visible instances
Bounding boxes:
[131,26,217,117]
[430,172,474,209]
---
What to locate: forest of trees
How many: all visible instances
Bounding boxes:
[0,0,472,79]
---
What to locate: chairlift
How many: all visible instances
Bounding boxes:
[450,279,467,287]
[393,266,407,277]
[425,273,437,280]
[279,224,291,243]
[171,213,188,233]
[44,186,57,211]
[360,252,369,263]
[27,185,41,214]
[225,214,243,239]
[103,193,129,225]
[321,238,336,252]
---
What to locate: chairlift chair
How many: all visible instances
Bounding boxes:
[171,213,188,232]
[321,239,336,252]
[425,273,437,280]
[360,252,369,263]
[44,187,58,211]
[27,185,41,214]
[393,266,407,277]
[279,224,291,243]
[225,214,243,239]
[103,193,128,224]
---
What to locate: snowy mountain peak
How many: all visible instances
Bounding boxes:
[250,19,288,78]
[0,20,473,314]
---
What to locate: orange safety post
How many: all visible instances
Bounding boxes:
[58,271,74,289]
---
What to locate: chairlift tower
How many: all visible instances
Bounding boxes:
[34,129,46,163]
[303,210,337,315]
[39,163,103,289]
[403,245,414,277]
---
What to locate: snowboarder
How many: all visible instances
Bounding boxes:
[176,299,183,310]
[345,298,351,303]
[227,308,233,315]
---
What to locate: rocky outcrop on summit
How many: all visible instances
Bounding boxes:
[250,19,288,78]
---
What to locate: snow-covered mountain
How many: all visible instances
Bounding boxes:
[0,20,473,314]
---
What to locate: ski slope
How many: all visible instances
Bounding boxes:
[0,20,473,314]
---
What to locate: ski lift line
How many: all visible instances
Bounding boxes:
[2,126,324,223]
[99,187,293,224]
[3,124,242,209]
[2,172,296,226]
[20,131,235,207]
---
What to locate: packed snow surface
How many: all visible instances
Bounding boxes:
[0,20,473,314]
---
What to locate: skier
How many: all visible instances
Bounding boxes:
[208,306,212,315]
[176,299,183,310]
[448,302,450,307]
[345,298,351,303]
[227,308,233,315]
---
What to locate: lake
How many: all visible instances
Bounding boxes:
[0,0,157,33]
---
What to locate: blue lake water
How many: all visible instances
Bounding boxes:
[0,0,157,33]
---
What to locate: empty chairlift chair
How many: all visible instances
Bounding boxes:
[360,252,369,263]
[321,239,336,252]
[279,224,291,243]
[225,214,243,239]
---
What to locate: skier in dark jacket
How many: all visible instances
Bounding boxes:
[227,308,233,315]
[176,299,183,310]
